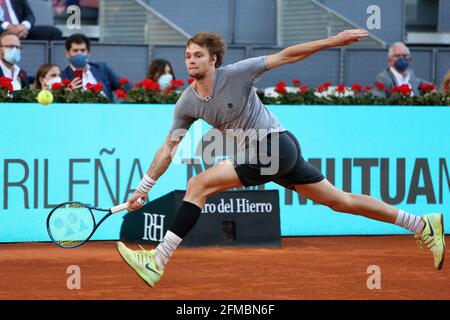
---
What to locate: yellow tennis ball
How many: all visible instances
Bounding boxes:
[37,90,54,106]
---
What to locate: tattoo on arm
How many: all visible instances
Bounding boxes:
[146,137,180,180]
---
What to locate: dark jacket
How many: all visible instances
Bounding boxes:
[374,68,428,98]
[0,65,29,88]
[61,62,130,101]
[0,0,35,32]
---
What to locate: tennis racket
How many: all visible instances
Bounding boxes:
[46,198,144,248]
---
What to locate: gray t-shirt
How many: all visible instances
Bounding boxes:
[169,56,286,149]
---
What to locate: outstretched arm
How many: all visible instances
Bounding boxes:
[127,136,181,210]
[266,29,369,70]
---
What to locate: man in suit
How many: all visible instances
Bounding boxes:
[61,33,131,101]
[0,31,29,89]
[0,0,62,41]
[374,42,433,98]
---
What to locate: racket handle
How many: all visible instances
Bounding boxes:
[111,198,145,214]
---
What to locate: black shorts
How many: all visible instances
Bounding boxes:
[233,131,325,190]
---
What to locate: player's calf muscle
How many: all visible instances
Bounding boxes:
[326,194,353,213]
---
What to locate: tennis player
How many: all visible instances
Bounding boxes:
[117,30,445,287]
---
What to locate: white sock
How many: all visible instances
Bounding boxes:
[394,209,425,234]
[153,230,182,271]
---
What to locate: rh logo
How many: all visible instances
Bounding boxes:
[143,213,165,241]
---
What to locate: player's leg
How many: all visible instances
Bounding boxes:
[182,159,244,208]
[294,179,445,269]
[152,159,242,270]
[295,179,400,224]
[117,160,243,286]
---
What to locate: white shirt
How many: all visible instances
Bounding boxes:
[0,59,22,90]
[390,67,414,96]
[1,0,32,30]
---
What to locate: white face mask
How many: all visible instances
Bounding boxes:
[158,74,173,88]
[3,47,21,65]
[46,77,62,89]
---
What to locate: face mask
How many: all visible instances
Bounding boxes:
[3,48,21,65]
[394,57,409,72]
[46,77,62,89]
[69,54,88,69]
[158,74,173,88]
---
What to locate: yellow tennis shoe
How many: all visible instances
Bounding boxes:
[414,213,445,270]
[116,241,163,287]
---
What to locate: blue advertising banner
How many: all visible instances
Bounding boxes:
[0,104,449,242]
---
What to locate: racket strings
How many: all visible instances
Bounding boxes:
[48,205,95,248]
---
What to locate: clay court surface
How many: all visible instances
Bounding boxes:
[0,236,448,300]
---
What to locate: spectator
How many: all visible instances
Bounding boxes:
[374,42,433,98]
[61,33,131,101]
[0,0,63,41]
[147,58,176,89]
[33,63,81,90]
[0,31,28,89]
[441,70,450,95]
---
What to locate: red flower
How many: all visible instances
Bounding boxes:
[115,89,128,99]
[292,79,301,86]
[317,85,327,93]
[351,83,362,93]
[134,82,142,87]
[86,82,103,93]
[274,81,287,94]
[0,77,13,91]
[401,85,412,96]
[93,83,103,93]
[169,79,185,90]
[391,84,412,97]
[119,78,129,85]
[188,78,195,84]
[19,72,26,79]
[51,83,62,90]
[165,87,172,95]
[141,79,160,92]
[419,83,436,93]
[299,84,308,94]
[336,84,346,93]
[322,81,332,89]
[62,79,72,87]
[375,82,385,91]
[365,85,372,91]
[0,76,11,85]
